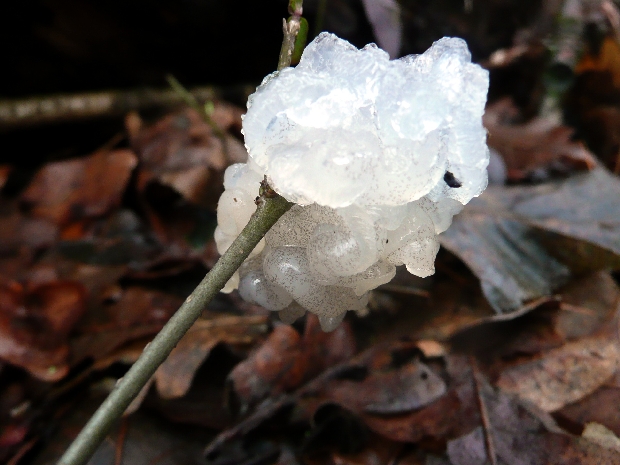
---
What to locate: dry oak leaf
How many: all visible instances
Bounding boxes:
[496,331,620,412]
[0,280,86,381]
[441,168,620,313]
[21,149,137,225]
[155,314,270,399]
[228,315,356,410]
[447,379,620,465]
[484,98,597,181]
[558,385,620,437]
[132,108,246,206]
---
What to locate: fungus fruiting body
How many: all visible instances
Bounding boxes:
[215,33,489,331]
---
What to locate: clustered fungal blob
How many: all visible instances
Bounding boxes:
[215,33,490,331]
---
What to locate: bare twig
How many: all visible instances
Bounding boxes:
[57,187,292,465]
[278,0,305,70]
[0,86,226,129]
[57,4,303,464]
[165,74,226,139]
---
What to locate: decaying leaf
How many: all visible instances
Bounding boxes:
[446,378,620,465]
[558,386,620,437]
[327,359,446,415]
[0,208,58,255]
[71,286,183,365]
[496,331,620,412]
[441,167,620,312]
[0,280,86,381]
[155,315,269,399]
[132,107,245,207]
[228,315,356,411]
[484,98,597,181]
[21,149,137,225]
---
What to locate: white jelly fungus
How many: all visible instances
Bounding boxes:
[215,33,489,331]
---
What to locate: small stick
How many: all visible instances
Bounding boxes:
[277,0,305,71]
[0,86,221,129]
[57,188,292,465]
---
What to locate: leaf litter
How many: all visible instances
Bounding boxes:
[3,5,620,463]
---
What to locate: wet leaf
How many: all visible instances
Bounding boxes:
[350,354,479,444]
[446,379,620,465]
[0,209,58,255]
[71,286,183,365]
[311,342,463,440]
[228,315,356,410]
[449,297,565,361]
[328,360,446,415]
[132,108,243,206]
[559,386,620,437]
[228,324,304,410]
[21,149,137,225]
[54,209,162,267]
[155,315,269,399]
[554,271,620,340]
[496,331,620,412]
[440,168,620,312]
[0,280,86,381]
[484,98,597,181]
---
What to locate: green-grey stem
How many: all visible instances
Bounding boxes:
[277,0,304,70]
[58,187,292,465]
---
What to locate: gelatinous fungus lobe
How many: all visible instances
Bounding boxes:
[215,33,489,331]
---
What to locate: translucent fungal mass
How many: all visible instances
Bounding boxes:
[215,33,490,331]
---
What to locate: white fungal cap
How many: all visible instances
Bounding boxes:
[216,34,490,331]
[242,32,489,209]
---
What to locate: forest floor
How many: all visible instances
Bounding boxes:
[2,1,620,464]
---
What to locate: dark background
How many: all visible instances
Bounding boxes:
[1,0,543,165]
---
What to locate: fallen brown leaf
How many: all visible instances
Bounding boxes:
[558,386,620,437]
[0,280,86,381]
[71,286,183,365]
[328,360,446,415]
[155,315,270,399]
[496,331,620,412]
[484,98,597,181]
[132,108,241,206]
[228,315,356,411]
[0,165,12,190]
[21,149,137,225]
[0,204,58,255]
[441,167,620,312]
[555,271,620,340]
[446,377,620,465]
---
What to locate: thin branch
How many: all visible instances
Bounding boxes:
[58,3,303,463]
[277,1,305,70]
[57,183,292,465]
[0,86,228,129]
[165,74,226,140]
